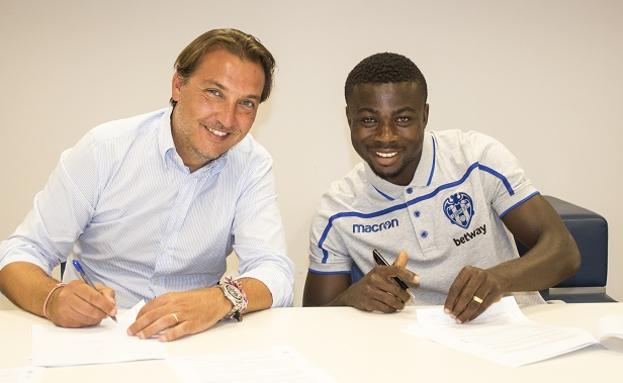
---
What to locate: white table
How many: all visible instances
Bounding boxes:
[1,302,622,382]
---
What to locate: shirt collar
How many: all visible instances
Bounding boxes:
[365,131,436,200]
[157,106,176,162]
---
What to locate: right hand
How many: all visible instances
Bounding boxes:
[338,251,419,312]
[46,280,117,327]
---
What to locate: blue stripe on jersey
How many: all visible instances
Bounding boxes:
[372,185,395,201]
[478,164,514,195]
[308,269,351,275]
[500,191,539,218]
[426,136,436,186]
[319,162,515,263]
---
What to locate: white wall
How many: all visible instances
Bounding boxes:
[1,0,621,308]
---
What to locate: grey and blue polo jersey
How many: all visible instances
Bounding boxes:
[309,129,545,305]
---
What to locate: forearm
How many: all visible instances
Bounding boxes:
[303,272,351,307]
[238,277,273,313]
[488,230,580,292]
[0,262,60,316]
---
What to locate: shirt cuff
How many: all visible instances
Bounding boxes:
[238,263,294,308]
[0,248,54,274]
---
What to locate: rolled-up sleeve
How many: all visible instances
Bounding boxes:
[230,153,294,307]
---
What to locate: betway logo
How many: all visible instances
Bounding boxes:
[353,218,399,233]
[453,224,487,246]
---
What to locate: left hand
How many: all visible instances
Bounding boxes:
[127,287,232,342]
[444,266,508,323]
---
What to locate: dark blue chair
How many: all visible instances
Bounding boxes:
[518,195,614,303]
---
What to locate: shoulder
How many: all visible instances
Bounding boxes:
[315,163,367,218]
[433,129,513,164]
[433,129,502,151]
[226,134,273,172]
[85,108,168,146]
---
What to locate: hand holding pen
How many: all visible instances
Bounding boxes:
[72,260,117,322]
[42,261,118,328]
[337,250,419,312]
[372,249,417,300]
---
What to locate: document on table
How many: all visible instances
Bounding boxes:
[31,301,166,367]
[598,314,623,340]
[404,296,598,367]
[168,346,335,383]
[0,367,42,383]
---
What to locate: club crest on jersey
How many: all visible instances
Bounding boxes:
[443,192,474,229]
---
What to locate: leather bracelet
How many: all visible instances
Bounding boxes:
[42,282,67,319]
[218,277,248,322]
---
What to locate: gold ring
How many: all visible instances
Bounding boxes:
[172,312,180,324]
[472,296,484,304]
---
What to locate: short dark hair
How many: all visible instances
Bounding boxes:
[344,52,428,103]
[171,28,275,106]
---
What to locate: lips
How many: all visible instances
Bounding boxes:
[372,149,401,167]
[375,151,397,158]
[202,124,230,140]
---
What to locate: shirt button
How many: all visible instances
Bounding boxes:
[406,187,413,194]
[420,230,429,238]
[414,210,421,218]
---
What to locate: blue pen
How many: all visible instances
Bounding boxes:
[71,260,117,322]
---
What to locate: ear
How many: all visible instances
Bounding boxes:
[345,105,353,128]
[422,103,430,127]
[171,73,184,103]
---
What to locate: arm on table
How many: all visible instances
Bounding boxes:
[0,262,116,327]
[128,277,273,342]
[444,194,581,322]
[0,133,117,327]
[303,252,418,312]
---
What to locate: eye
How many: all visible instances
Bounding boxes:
[396,116,411,124]
[239,99,256,110]
[206,88,223,97]
[361,116,377,126]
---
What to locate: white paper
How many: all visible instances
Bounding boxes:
[405,296,598,367]
[168,346,335,383]
[0,367,43,383]
[598,314,623,340]
[31,301,167,367]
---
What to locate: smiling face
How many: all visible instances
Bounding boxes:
[347,81,429,186]
[170,49,265,171]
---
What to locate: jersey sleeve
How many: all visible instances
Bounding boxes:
[308,190,352,275]
[467,131,539,217]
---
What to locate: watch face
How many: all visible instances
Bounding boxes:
[225,284,243,301]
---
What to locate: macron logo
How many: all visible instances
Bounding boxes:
[452,224,487,246]
[352,218,399,234]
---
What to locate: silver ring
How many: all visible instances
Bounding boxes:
[472,296,484,304]
[172,312,180,324]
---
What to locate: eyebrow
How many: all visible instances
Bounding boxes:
[204,80,261,101]
[393,107,418,114]
[355,107,377,114]
[355,106,418,114]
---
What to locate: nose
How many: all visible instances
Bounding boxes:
[376,120,398,142]
[217,101,237,130]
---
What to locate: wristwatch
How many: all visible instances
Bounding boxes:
[218,277,248,321]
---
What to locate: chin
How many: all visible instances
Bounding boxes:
[371,165,402,182]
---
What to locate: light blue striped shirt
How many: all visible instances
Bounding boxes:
[0,108,294,308]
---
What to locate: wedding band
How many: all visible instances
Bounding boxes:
[172,312,180,324]
[472,296,484,304]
